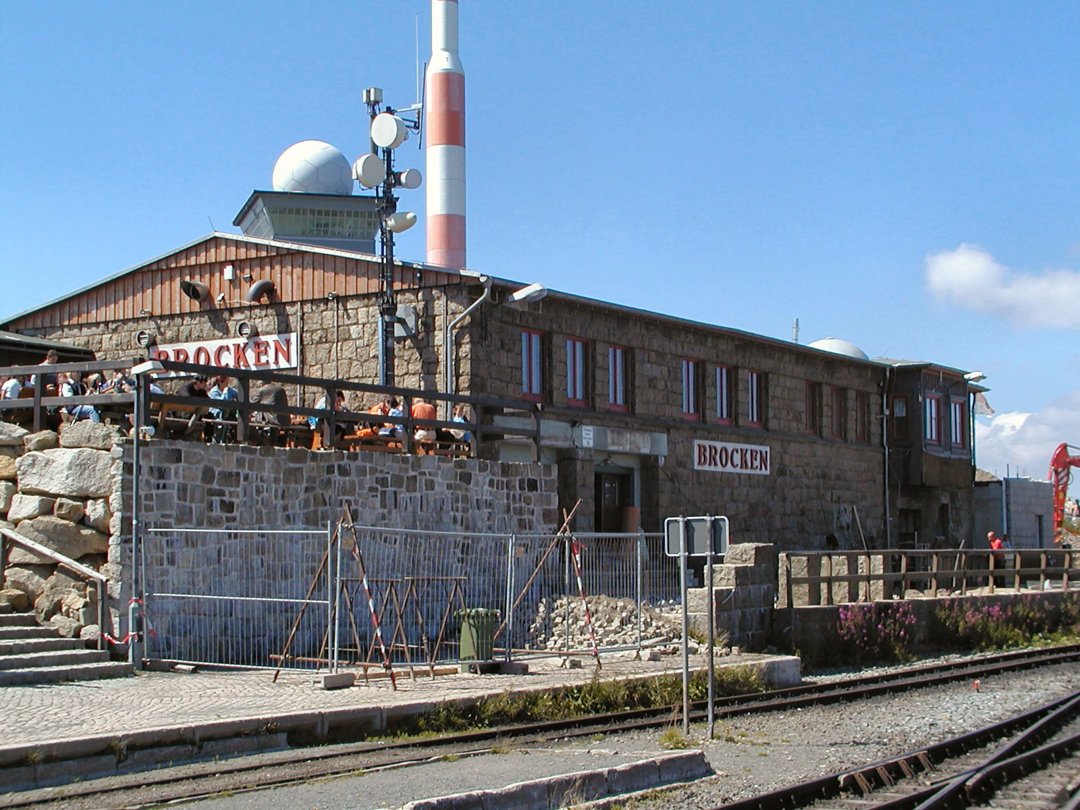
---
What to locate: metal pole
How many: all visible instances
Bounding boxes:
[331,520,340,673]
[679,516,690,735]
[378,145,397,388]
[563,533,571,660]
[129,381,141,667]
[705,516,716,740]
[636,529,644,658]
[504,533,515,663]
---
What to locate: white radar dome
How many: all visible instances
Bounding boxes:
[272,140,354,195]
[807,337,870,361]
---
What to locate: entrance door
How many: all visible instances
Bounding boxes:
[595,471,636,532]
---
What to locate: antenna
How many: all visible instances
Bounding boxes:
[417,61,427,148]
[207,215,216,232]
[792,317,800,344]
[415,15,421,103]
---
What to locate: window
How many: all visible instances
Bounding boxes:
[681,359,703,419]
[747,370,766,427]
[521,330,544,400]
[924,394,941,445]
[804,381,822,435]
[715,365,734,423]
[950,398,967,448]
[890,395,909,442]
[831,387,847,439]
[855,392,871,443]
[565,338,588,406]
[608,346,630,411]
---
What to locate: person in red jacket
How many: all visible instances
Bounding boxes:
[987,531,1006,587]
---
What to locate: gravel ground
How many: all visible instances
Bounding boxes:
[606,659,1080,808]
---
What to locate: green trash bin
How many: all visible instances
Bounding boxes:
[459,608,499,668]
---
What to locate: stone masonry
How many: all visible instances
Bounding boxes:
[686,543,777,651]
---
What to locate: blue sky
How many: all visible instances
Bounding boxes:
[2,1,1077,478]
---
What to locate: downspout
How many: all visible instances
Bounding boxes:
[443,276,491,418]
[882,365,893,548]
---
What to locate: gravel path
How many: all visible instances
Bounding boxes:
[607,660,1080,808]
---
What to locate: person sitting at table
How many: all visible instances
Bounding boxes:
[379,397,404,439]
[29,349,60,390]
[164,375,210,438]
[1,374,22,400]
[59,371,101,423]
[207,375,238,443]
[309,390,349,444]
[251,381,290,445]
[411,396,438,445]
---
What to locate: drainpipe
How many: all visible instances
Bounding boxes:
[882,366,893,548]
[443,274,491,418]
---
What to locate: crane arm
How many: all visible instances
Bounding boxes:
[1050,442,1080,544]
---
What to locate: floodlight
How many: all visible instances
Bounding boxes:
[507,282,547,304]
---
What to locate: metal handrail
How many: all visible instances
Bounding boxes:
[0,526,108,651]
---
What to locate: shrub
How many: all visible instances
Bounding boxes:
[935,593,1080,651]
[835,602,917,664]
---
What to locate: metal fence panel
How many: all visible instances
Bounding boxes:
[143,527,331,669]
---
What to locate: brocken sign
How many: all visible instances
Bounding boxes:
[152,333,300,372]
[693,440,771,475]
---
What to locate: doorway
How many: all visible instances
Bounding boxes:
[595,470,636,532]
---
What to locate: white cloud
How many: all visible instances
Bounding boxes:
[975,389,1080,479]
[925,244,1080,329]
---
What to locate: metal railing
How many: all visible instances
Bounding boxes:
[0,526,108,650]
[779,548,1077,607]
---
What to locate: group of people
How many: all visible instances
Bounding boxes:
[308,393,471,448]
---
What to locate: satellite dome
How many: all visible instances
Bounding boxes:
[807,337,869,361]
[272,140,354,196]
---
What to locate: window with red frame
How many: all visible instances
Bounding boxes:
[716,365,734,423]
[950,398,966,448]
[924,394,942,444]
[520,330,544,400]
[747,370,766,427]
[608,345,630,411]
[565,337,588,406]
[855,391,871,443]
[831,386,847,439]
[681,359,703,419]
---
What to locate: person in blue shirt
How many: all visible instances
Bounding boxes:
[207,375,238,443]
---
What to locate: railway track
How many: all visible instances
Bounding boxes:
[5,644,1079,810]
[716,691,1080,810]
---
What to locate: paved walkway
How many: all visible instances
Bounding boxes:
[0,652,796,750]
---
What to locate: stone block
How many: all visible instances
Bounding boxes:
[23,430,58,452]
[0,480,13,513]
[0,454,15,481]
[724,543,775,567]
[3,565,51,601]
[11,515,109,562]
[54,497,85,523]
[16,448,114,497]
[0,587,30,611]
[84,498,111,533]
[0,423,28,447]
[7,494,56,523]
[59,421,121,450]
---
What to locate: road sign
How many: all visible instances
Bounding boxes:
[663,515,729,557]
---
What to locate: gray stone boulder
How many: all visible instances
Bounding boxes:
[53,497,85,523]
[3,565,52,602]
[7,494,57,523]
[60,421,121,451]
[0,452,15,482]
[0,587,30,611]
[0,480,14,513]
[48,614,82,638]
[84,498,112,533]
[0,423,29,447]
[60,588,97,625]
[80,624,102,643]
[23,430,59,452]
[35,570,85,622]
[15,448,114,497]
[9,516,109,564]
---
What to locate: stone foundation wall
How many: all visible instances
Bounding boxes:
[687,543,777,651]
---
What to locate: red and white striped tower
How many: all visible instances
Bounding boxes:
[426,0,466,269]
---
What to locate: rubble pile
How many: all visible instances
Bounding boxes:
[527,594,684,651]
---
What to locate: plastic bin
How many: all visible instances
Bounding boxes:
[458,608,499,663]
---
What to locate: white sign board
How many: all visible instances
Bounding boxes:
[151,333,300,373]
[693,440,771,475]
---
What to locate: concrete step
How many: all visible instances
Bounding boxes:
[0,637,87,656]
[0,649,109,671]
[0,625,58,640]
[0,613,40,628]
[0,661,133,687]
[0,602,11,614]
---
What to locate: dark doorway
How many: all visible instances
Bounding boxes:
[595,470,636,532]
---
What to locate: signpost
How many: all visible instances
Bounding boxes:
[664,515,729,738]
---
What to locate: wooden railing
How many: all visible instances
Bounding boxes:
[778,548,1077,607]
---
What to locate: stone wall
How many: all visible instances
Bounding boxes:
[0,422,124,641]
[974,478,1053,549]
[686,543,777,651]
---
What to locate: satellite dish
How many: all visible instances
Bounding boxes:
[353,153,386,188]
[371,113,408,149]
[180,279,209,302]
[385,212,417,233]
[397,168,422,190]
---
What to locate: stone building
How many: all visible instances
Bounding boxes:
[1,217,985,551]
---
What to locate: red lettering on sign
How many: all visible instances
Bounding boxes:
[232,344,250,369]
[718,447,729,468]
[214,345,231,366]
[273,337,292,366]
[174,348,189,363]
[193,347,211,365]
[252,340,269,367]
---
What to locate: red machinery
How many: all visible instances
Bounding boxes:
[1049,442,1080,544]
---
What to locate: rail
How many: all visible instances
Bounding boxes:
[779,547,1077,607]
[0,358,542,458]
[0,525,108,651]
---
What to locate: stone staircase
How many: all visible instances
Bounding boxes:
[0,603,132,686]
